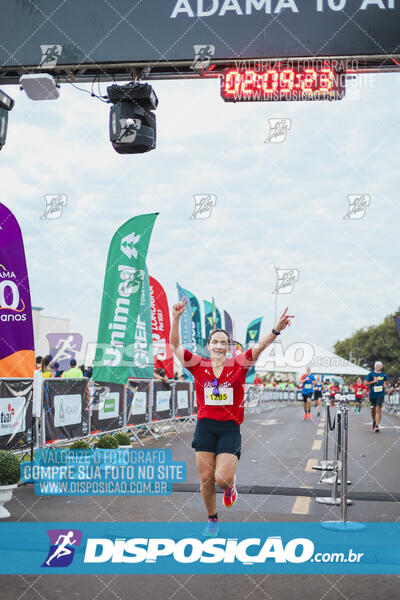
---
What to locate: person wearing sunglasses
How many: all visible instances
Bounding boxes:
[170,297,294,536]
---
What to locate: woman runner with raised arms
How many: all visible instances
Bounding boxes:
[170,298,294,536]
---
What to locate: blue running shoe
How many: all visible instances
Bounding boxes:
[203,517,219,537]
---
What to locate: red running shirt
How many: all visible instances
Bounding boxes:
[352,383,368,398]
[329,384,340,398]
[183,348,255,425]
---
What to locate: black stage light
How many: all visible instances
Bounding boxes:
[0,89,14,151]
[0,89,14,111]
[107,82,158,154]
[0,108,8,151]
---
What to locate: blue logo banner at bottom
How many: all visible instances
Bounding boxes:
[0,522,399,574]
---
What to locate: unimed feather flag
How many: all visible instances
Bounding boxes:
[0,203,35,377]
[93,213,158,385]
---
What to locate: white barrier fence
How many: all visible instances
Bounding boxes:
[2,377,399,455]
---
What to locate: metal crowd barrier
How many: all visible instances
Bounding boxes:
[0,377,34,459]
[39,377,196,447]
[0,377,196,453]
[313,394,364,530]
[243,386,299,413]
[384,392,400,415]
[312,392,337,479]
[2,376,400,456]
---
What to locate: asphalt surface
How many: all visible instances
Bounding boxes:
[2,402,400,599]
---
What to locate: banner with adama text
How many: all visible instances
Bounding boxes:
[93,213,158,385]
[149,275,173,378]
[0,203,35,377]
[245,317,263,383]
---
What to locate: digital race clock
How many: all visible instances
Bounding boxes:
[221,63,345,102]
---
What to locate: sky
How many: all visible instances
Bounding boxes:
[1,70,400,364]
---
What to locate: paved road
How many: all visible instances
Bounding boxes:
[2,402,399,599]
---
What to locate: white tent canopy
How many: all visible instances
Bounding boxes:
[254,339,369,376]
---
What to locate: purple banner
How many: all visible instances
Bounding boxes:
[394,316,400,340]
[0,203,35,377]
[224,310,233,340]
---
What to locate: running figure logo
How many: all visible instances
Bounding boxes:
[39,45,62,68]
[265,119,291,144]
[42,529,82,568]
[344,195,370,219]
[190,195,216,219]
[273,269,299,294]
[117,118,142,144]
[190,45,215,70]
[46,333,83,372]
[41,195,67,219]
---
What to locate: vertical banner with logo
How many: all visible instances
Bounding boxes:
[0,379,33,450]
[176,283,194,381]
[126,380,150,426]
[130,266,153,379]
[224,310,234,341]
[89,381,124,434]
[174,381,191,418]
[394,316,400,340]
[150,276,173,378]
[183,287,203,355]
[93,213,158,385]
[0,203,35,377]
[42,379,89,443]
[245,317,263,383]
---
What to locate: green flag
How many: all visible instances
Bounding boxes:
[212,297,217,327]
[93,213,158,384]
[204,300,213,346]
[245,317,263,384]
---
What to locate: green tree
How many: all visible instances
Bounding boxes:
[334,308,400,380]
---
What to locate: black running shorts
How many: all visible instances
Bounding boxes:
[370,397,384,408]
[192,418,241,459]
[302,394,312,402]
[314,391,322,400]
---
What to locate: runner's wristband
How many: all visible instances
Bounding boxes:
[271,328,280,336]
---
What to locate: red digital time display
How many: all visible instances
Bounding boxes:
[221,65,345,102]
